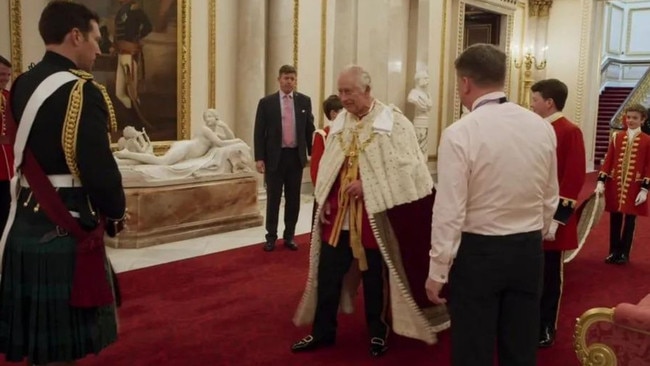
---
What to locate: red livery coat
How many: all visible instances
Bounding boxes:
[0,89,14,181]
[544,116,586,251]
[599,130,650,216]
[309,126,330,185]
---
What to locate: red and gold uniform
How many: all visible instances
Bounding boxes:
[539,113,586,341]
[544,113,586,251]
[599,129,650,215]
[309,126,330,185]
[598,127,650,263]
[0,89,14,235]
[0,89,14,181]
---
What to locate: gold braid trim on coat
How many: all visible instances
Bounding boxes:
[61,78,86,178]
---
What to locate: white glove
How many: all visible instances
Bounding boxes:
[635,189,648,206]
[594,181,605,195]
[544,221,559,241]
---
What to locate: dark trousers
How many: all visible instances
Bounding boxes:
[0,180,10,235]
[264,148,303,242]
[449,231,543,366]
[312,231,389,342]
[609,212,636,257]
[540,250,563,331]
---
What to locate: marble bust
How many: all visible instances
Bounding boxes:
[407,69,433,156]
[114,109,254,184]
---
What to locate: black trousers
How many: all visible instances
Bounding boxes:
[264,148,303,242]
[0,180,10,235]
[540,250,563,331]
[449,231,543,366]
[312,232,389,342]
[609,212,636,257]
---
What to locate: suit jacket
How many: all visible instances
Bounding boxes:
[253,91,315,171]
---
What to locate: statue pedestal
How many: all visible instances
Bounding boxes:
[105,174,263,249]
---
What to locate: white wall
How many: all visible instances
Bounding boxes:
[603,0,650,60]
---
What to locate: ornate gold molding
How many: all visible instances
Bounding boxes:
[505,14,514,96]
[177,0,191,140]
[318,0,327,129]
[293,0,299,70]
[435,0,449,158]
[208,0,216,109]
[529,0,553,17]
[575,0,593,128]
[574,307,618,366]
[9,0,22,76]
[452,1,466,122]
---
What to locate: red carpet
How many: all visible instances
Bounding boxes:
[3,172,650,366]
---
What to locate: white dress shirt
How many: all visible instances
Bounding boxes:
[429,91,559,283]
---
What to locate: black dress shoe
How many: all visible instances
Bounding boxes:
[263,240,275,252]
[290,335,334,353]
[612,253,629,264]
[604,253,618,264]
[284,240,298,251]
[538,327,555,348]
[369,337,388,357]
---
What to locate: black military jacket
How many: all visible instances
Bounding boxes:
[10,51,125,220]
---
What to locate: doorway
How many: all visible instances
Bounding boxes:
[464,5,504,48]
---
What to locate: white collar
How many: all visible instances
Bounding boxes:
[471,91,507,111]
[627,127,640,137]
[545,112,563,123]
[329,102,395,136]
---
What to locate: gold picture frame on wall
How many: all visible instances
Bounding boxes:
[9,0,192,146]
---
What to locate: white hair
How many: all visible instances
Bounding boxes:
[340,64,372,91]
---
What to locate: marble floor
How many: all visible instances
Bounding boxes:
[106,194,315,273]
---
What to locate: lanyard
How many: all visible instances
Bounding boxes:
[472,96,507,111]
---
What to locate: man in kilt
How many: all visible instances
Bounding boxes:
[0,2,127,365]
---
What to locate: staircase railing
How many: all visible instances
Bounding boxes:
[600,58,650,92]
[610,66,650,129]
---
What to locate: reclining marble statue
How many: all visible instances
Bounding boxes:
[114,109,253,183]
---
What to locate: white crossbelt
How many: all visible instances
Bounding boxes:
[0,71,80,271]
[19,174,82,188]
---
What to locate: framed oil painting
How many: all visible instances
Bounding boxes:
[6,0,189,144]
[74,0,190,142]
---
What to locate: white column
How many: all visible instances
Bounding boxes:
[266,0,294,93]
[236,0,267,147]
[332,0,358,83]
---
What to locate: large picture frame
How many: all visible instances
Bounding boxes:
[9,0,193,145]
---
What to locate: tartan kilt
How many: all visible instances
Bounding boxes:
[0,190,117,364]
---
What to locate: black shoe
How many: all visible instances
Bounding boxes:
[290,335,334,353]
[369,337,388,357]
[538,326,555,348]
[604,253,618,264]
[613,253,629,264]
[284,240,298,251]
[263,240,276,252]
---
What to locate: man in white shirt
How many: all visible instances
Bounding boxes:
[425,44,559,366]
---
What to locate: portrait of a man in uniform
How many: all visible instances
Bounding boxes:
[73,0,180,142]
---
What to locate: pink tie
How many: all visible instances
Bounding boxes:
[282,94,295,147]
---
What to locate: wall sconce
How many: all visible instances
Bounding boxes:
[512,45,548,108]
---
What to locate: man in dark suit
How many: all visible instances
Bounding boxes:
[254,64,315,252]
